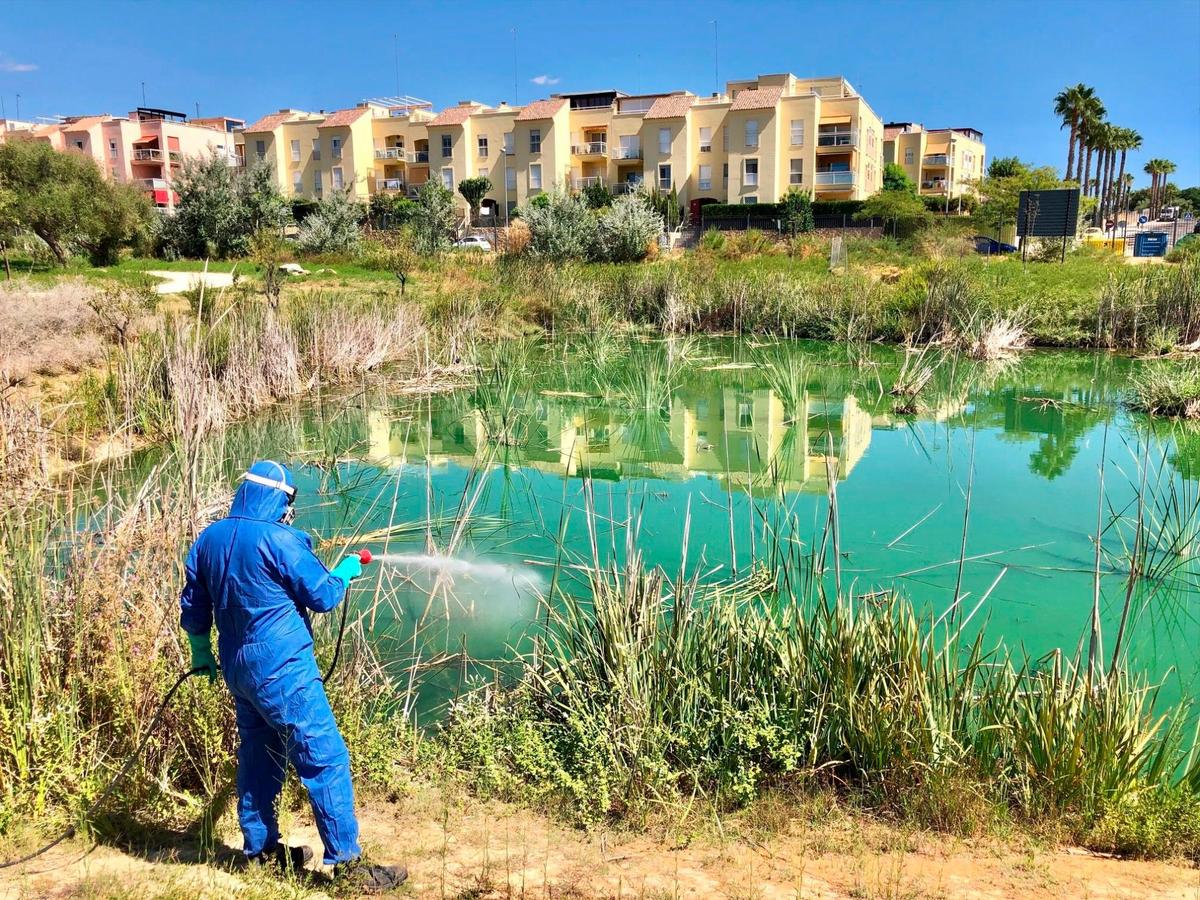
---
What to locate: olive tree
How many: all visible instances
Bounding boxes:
[411,179,457,255]
[519,189,598,261]
[457,176,492,220]
[597,194,662,262]
[296,189,365,253]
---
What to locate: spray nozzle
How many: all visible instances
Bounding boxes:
[358,548,374,565]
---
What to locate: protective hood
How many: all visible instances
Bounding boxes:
[229,460,295,523]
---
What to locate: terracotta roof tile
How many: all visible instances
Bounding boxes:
[318,107,369,128]
[730,87,784,111]
[62,116,109,131]
[883,125,905,141]
[644,94,695,119]
[243,111,298,133]
[515,98,566,121]
[429,105,481,127]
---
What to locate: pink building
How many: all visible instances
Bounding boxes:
[2,107,244,210]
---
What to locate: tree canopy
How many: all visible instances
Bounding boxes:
[0,137,153,265]
[882,163,917,194]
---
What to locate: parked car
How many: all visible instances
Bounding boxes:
[972,235,1017,255]
[453,235,492,252]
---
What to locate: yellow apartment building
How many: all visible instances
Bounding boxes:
[883,122,986,201]
[242,72,887,217]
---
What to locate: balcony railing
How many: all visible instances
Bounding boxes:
[817,130,857,148]
[376,178,406,192]
[923,154,950,166]
[133,148,164,161]
[610,145,642,160]
[921,180,948,192]
[375,147,405,160]
[133,178,166,190]
[573,176,605,189]
[412,150,429,163]
[169,151,182,163]
[572,140,607,156]
[612,181,644,195]
[814,171,855,187]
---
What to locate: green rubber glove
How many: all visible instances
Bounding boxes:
[187,632,218,682]
[329,555,363,587]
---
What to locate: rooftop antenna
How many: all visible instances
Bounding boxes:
[141,81,146,106]
[712,20,719,95]
[511,27,518,104]
[195,101,200,119]
[15,94,20,120]
[393,33,400,98]
[1,96,6,120]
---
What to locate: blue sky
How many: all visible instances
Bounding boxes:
[2,0,1197,187]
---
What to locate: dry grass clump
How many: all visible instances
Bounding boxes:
[959,315,1030,361]
[0,279,105,383]
[299,296,425,380]
[0,392,50,506]
[1129,361,1200,419]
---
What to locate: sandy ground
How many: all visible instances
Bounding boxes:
[144,270,237,295]
[2,787,1198,899]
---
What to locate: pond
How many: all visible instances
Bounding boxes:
[163,337,1200,719]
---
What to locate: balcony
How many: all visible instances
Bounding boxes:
[923,154,950,166]
[132,178,166,190]
[612,180,644,195]
[376,178,406,192]
[814,171,855,188]
[169,151,182,163]
[921,180,948,192]
[412,150,429,164]
[610,145,642,161]
[132,148,164,162]
[375,147,405,160]
[572,140,607,157]
[817,129,857,149]
[573,176,605,190]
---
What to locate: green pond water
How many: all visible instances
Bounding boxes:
[145,337,1200,719]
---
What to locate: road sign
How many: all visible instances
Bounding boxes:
[1139,215,1148,225]
[1187,212,1195,221]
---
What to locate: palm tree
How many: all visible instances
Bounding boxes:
[1054,84,1095,182]
[1075,94,1107,190]
[1119,173,1135,217]
[1144,159,1164,218]
[1112,128,1141,221]
[1158,160,1177,216]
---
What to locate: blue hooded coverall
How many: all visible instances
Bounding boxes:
[179,460,361,865]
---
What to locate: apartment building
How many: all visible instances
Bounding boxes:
[884,122,986,201]
[241,97,437,202]
[244,72,886,217]
[1,108,243,209]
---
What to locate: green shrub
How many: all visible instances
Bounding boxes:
[597,194,662,262]
[518,190,599,262]
[296,189,365,254]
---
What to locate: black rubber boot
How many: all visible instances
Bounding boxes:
[332,858,409,893]
[247,843,314,873]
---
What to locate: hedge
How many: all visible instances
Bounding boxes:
[701,199,865,220]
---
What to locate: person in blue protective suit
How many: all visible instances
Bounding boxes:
[180,460,406,893]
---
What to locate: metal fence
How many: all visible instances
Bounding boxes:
[700,214,882,232]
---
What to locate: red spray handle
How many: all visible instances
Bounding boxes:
[358,548,374,565]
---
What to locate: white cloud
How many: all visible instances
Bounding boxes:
[0,54,37,73]
[530,74,560,86]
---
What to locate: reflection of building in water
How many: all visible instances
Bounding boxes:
[366,385,874,495]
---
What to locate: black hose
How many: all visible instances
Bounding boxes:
[0,666,207,870]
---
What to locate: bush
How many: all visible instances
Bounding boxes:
[1167,234,1200,263]
[698,228,726,252]
[857,190,934,237]
[780,189,815,234]
[581,180,613,210]
[410,179,458,255]
[296,189,365,254]
[597,195,663,262]
[519,190,598,262]
[368,193,418,230]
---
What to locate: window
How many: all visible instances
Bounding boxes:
[332,167,343,190]
[331,137,342,160]
[292,170,302,193]
[478,135,488,158]
[503,132,514,154]
[790,119,804,146]
[737,399,753,428]
[439,134,452,158]
[745,119,758,148]
[289,139,300,162]
[478,167,488,178]
[904,147,914,165]
[658,127,671,155]
[789,158,803,185]
[698,126,711,153]
[312,138,321,160]
[313,170,322,192]
[74,140,84,150]
[108,140,118,159]
[529,129,541,153]
[722,126,729,151]
[506,166,517,191]
[441,167,454,189]
[255,140,266,161]
[867,128,876,152]
[619,134,640,159]
[698,165,712,191]
[744,158,758,187]
[743,196,758,204]
[529,163,542,189]
[658,164,671,189]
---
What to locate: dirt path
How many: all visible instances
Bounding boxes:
[144,269,237,295]
[3,786,1198,899]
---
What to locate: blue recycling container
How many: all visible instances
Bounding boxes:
[1133,232,1169,257]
